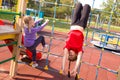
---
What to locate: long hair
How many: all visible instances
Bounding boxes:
[24,16,33,33]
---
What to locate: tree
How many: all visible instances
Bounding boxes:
[101,0,120,26]
[27,0,39,10]
[40,0,73,19]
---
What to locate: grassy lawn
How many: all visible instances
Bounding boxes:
[1,12,120,46]
[44,17,70,33]
[0,12,120,34]
[0,7,120,33]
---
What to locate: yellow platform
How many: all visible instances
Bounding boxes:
[0,25,19,40]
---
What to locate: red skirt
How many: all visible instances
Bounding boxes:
[64,30,84,54]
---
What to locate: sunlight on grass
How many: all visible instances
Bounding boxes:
[45,25,69,33]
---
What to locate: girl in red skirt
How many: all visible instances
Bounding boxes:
[62,2,91,77]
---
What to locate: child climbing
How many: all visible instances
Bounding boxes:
[23,16,49,67]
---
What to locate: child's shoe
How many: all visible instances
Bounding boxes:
[30,61,38,68]
[42,44,49,52]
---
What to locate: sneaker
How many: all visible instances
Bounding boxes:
[42,44,49,52]
[21,56,32,63]
[45,44,49,48]
[32,63,38,67]
[30,62,38,68]
[22,55,28,58]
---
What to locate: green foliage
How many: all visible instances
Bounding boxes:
[101,0,120,26]
[0,14,14,21]
[27,0,39,10]
[0,10,15,21]
[27,0,73,19]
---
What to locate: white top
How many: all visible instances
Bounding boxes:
[70,25,84,33]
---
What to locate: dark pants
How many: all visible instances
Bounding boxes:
[27,36,45,61]
[71,3,91,29]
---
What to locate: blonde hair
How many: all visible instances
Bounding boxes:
[24,16,33,33]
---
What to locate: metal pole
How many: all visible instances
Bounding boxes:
[45,0,58,69]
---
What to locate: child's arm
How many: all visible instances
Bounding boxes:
[34,18,43,24]
[71,51,82,75]
[35,19,49,31]
[61,48,69,73]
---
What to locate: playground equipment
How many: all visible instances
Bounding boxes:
[91,31,120,52]
[0,0,2,7]
[26,0,44,20]
[0,0,27,77]
[87,0,120,80]
[25,49,42,60]
[0,0,42,60]
[26,8,44,18]
[21,35,42,60]
[26,2,44,26]
[90,0,120,53]
[0,0,120,80]
[30,0,120,80]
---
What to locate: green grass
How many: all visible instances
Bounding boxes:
[0,12,120,34]
[44,17,70,33]
[0,13,120,45]
[0,14,15,21]
[90,21,120,32]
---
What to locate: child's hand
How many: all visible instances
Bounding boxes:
[61,69,66,75]
[70,69,77,76]
[45,19,49,23]
[35,18,43,23]
[38,18,43,21]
